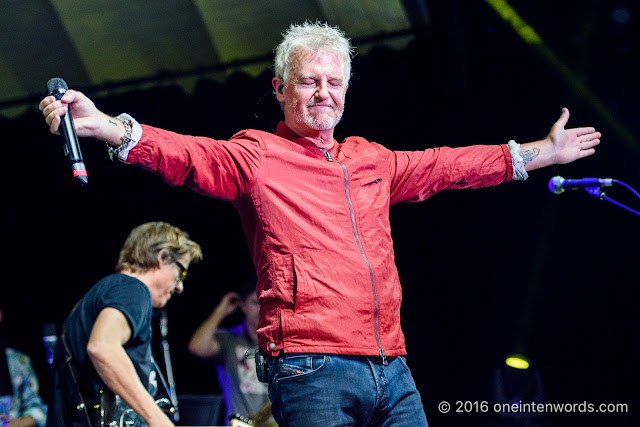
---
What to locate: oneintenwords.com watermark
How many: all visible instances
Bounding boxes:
[437,400,629,415]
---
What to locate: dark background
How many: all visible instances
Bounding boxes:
[1,1,638,426]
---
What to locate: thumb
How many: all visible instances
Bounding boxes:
[554,107,570,129]
[60,89,83,105]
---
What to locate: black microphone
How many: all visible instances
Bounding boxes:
[548,176,614,194]
[46,78,88,186]
[42,322,58,368]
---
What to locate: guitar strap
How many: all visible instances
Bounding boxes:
[151,356,173,405]
[60,330,93,426]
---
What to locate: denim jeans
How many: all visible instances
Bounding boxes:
[266,353,428,427]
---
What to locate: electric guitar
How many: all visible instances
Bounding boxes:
[229,400,277,427]
[91,390,175,427]
[230,414,254,427]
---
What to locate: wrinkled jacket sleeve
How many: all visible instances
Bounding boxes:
[389,144,513,204]
[124,125,262,201]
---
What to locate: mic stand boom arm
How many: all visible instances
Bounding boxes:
[585,181,640,217]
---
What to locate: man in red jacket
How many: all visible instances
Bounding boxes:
[40,21,600,427]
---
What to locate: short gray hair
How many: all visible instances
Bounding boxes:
[274,21,354,85]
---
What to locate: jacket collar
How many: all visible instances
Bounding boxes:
[275,122,339,158]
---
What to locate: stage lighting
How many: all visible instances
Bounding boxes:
[505,355,530,370]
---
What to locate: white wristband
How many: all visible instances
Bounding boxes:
[507,140,529,181]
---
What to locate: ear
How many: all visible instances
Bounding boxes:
[272,77,285,102]
[156,250,168,268]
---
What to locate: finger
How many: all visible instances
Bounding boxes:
[61,89,82,105]
[41,96,65,114]
[51,116,60,134]
[38,95,55,112]
[579,131,601,142]
[580,148,596,158]
[580,138,600,149]
[42,101,62,119]
[571,127,597,136]
[45,104,68,122]
[48,114,62,134]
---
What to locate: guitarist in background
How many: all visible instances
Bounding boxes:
[46,222,202,427]
[188,277,274,426]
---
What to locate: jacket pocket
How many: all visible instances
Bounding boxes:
[362,178,382,186]
[353,175,387,232]
[267,251,303,312]
[354,175,384,208]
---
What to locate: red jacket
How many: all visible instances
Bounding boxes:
[127,122,513,357]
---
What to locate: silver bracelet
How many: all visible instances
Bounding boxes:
[106,117,133,161]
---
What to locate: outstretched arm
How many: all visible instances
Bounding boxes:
[519,108,601,171]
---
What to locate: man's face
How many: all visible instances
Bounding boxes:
[241,292,260,328]
[276,48,348,136]
[151,257,188,308]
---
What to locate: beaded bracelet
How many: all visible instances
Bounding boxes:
[106,117,133,161]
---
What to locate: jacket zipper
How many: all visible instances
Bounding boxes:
[322,149,388,365]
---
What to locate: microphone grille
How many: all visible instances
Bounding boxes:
[42,322,57,336]
[46,77,68,94]
[548,176,565,194]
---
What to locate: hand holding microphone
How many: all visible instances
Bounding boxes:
[45,78,88,186]
[40,79,131,182]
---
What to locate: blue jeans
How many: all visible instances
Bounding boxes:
[266,353,428,427]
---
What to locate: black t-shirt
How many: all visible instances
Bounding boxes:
[62,273,156,399]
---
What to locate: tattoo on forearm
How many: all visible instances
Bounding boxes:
[108,119,117,126]
[520,148,540,165]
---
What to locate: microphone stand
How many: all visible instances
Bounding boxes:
[42,322,58,371]
[585,184,640,217]
[159,310,180,422]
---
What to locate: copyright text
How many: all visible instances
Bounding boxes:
[437,400,628,415]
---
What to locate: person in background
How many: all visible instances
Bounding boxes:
[188,276,273,426]
[45,222,202,427]
[0,306,48,427]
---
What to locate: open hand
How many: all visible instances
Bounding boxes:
[547,108,601,164]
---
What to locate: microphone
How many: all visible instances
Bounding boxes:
[42,322,58,368]
[548,176,614,194]
[46,78,88,186]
